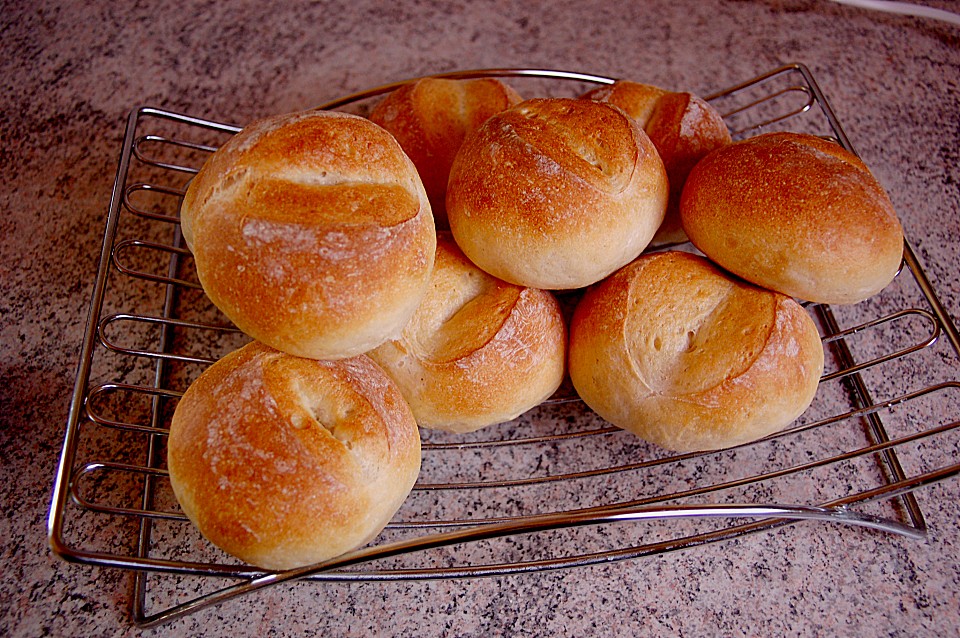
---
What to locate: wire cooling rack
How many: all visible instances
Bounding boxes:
[48,63,960,627]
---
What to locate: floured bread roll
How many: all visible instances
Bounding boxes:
[167,341,422,571]
[369,233,567,433]
[446,97,668,290]
[369,77,522,227]
[581,80,732,245]
[179,109,436,360]
[680,132,904,304]
[568,251,824,452]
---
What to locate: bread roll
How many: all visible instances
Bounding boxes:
[369,233,567,433]
[579,80,667,126]
[680,132,904,304]
[446,97,668,290]
[180,109,436,360]
[369,77,522,227]
[582,81,732,245]
[568,251,824,452]
[167,341,421,571]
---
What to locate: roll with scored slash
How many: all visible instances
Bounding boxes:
[179,108,436,360]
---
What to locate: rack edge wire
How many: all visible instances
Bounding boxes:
[48,105,141,568]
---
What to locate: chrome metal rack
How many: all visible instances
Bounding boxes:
[48,63,960,627]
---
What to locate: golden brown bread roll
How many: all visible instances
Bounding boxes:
[568,251,824,452]
[368,232,567,433]
[579,81,668,126]
[167,341,422,571]
[581,81,732,245]
[180,109,436,360]
[369,77,522,228]
[679,132,904,304]
[446,97,668,290]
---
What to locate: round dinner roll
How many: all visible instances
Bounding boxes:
[580,81,669,127]
[369,232,567,433]
[167,341,422,571]
[568,251,824,453]
[446,97,668,290]
[369,77,522,227]
[679,131,904,304]
[582,81,732,245]
[179,109,436,360]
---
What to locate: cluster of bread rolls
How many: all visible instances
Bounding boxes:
[170,74,904,570]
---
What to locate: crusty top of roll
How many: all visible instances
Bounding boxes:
[446,97,668,290]
[167,341,421,571]
[580,81,669,126]
[582,81,732,245]
[568,251,824,452]
[180,109,436,360]
[369,77,522,227]
[643,91,732,243]
[679,131,904,304]
[369,232,566,433]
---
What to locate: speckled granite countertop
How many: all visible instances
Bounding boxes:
[3,0,959,635]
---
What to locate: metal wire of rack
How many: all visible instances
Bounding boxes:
[48,63,960,627]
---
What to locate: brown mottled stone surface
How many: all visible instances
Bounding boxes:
[3,0,958,635]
